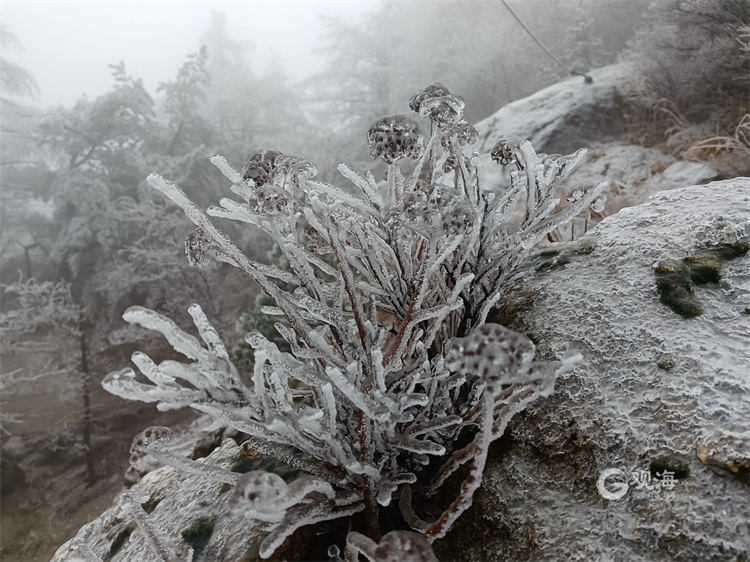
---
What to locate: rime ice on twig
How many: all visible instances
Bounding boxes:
[104,83,602,558]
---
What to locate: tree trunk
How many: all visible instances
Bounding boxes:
[80,330,96,486]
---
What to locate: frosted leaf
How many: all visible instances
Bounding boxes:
[211,154,247,185]
[376,473,417,506]
[122,306,206,362]
[259,502,364,559]
[338,163,383,207]
[121,490,180,562]
[102,368,203,410]
[396,436,445,456]
[540,147,587,183]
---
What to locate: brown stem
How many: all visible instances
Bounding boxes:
[383,244,428,367]
[357,411,380,540]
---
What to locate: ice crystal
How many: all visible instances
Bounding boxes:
[104,83,606,559]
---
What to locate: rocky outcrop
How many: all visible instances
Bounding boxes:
[437,178,750,561]
[473,64,719,217]
[51,439,308,562]
[475,65,632,156]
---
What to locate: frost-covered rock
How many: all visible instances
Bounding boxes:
[475,64,631,156]
[437,178,750,561]
[651,161,719,191]
[472,64,719,220]
[51,439,308,562]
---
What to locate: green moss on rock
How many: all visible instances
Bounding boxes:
[657,359,675,371]
[108,522,135,559]
[655,240,748,318]
[684,254,723,284]
[181,517,214,559]
[655,261,703,318]
[649,456,690,480]
[141,491,165,514]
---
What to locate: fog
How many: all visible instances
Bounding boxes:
[2,1,374,106]
[2,0,748,560]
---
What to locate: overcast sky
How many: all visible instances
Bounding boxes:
[1,1,376,107]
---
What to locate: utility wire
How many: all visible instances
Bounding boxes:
[499,0,593,83]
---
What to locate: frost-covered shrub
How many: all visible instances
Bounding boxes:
[627,0,749,119]
[104,83,605,560]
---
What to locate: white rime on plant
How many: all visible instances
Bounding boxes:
[103,83,604,559]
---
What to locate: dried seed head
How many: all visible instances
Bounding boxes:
[408,83,451,114]
[440,200,474,236]
[442,155,458,173]
[232,470,288,511]
[491,140,516,166]
[441,120,479,150]
[373,531,438,562]
[246,187,292,216]
[185,227,214,266]
[367,115,423,164]
[418,94,465,127]
[398,185,474,237]
[129,426,171,472]
[444,324,536,396]
[242,149,281,187]
[273,153,318,184]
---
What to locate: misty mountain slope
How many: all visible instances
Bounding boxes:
[474,63,719,221]
[475,64,632,156]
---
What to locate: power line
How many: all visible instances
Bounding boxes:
[499,0,593,83]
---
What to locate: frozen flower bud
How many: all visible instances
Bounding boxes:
[440,120,479,150]
[408,83,452,114]
[185,227,215,266]
[242,149,281,187]
[246,187,292,216]
[374,531,438,562]
[418,94,465,127]
[273,153,318,184]
[441,200,474,236]
[444,324,535,396]
[367,115,423,164]
[347,531,438,562]
[232,470,288,512]
[491,140,517,166]
[129,426,171,473]
[590,194,607,213]
[442,155,458,173]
